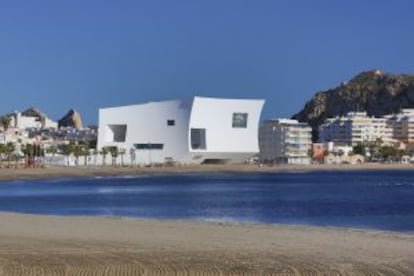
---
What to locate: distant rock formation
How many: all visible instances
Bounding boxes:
[21,107,46,120]
[292,69,414,141]
[58,109,83,130]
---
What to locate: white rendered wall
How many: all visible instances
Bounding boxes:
[44,118,58,129]
[97,97,265,165]
[16,116,41,129]
[188,97,264,158]
[11,113,57,130]
[98,99,192,164]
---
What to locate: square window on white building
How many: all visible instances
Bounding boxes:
[232,113,248,128]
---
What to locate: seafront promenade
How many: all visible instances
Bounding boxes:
[0,163,414,181]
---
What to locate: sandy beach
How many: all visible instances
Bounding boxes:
[0,163,413,181]
[0,212,412,275]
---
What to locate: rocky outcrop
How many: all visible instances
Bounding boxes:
[292,70,414,141]
[58,109,83,130]
[21,107,46,119]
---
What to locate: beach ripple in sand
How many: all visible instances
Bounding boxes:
[1,251,413,276]
[0,212,413,276]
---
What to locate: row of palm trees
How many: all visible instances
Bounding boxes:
[96,146,128,166]
[0,142,44,168]
[0,140,132,168]
[60,143,128,166]
[0,142,16,167]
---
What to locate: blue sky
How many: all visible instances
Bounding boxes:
[1,1,414,125]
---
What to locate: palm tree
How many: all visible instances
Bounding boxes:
[93,148,98,166]
[46,144,58,165]
[119,148,126,167]
[5,142,15,168]
[1,116,12,143]
[129,147,136,167]
[62,143,75,166]
[21,143,29,167]
[82,144,90,166]
[109,146,119,166]
[100,147,108,166]
[0,143,5,168]
[47,144,58,157]
[1,116,11,131]
[72,144,83,166]
[32,144,42,168]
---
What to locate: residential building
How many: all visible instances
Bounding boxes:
[318,112,391,146]
[259,119,312,165]
[97,96,265,165]
[324,153,364,165]
[6,108,58,130]
[385,109,414,143]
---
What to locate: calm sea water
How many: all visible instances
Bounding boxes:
[0,170,413,232]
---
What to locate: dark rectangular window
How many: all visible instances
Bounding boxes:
[106,124,127,142]
[232,113,248,128]
[134,143,164,150]
[191,128,206,149]
[167,120,175,126]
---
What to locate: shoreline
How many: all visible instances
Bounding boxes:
[3,210,414,235]
[0,211,412,275]
[0,163,413,181]
[4,210,414,235]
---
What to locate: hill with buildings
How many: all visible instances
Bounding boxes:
[0,107,85,131]
[293,70,414,141]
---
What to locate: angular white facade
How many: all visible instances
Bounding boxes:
[97,97,264,164]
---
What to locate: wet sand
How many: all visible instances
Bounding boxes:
[0,163,413,181]
[0,212,413,275]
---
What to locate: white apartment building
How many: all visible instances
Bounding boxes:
[318,112,391,146]
[385,109,414,143]
[97,96,265,165]
[6,109,58,130]
[259,119,312,165]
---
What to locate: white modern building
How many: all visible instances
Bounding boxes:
[97,96,265,165]
[318,112,391,146]
[259,119,312,165]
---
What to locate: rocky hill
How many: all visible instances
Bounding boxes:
[58,109,83,130]
[21,107,46,119]
[292,69,414,141]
